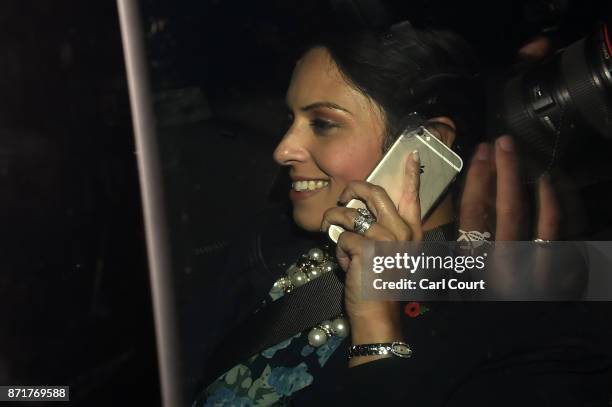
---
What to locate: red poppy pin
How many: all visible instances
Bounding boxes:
[404,302,429,318]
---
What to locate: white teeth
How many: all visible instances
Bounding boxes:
[292,180,329,192]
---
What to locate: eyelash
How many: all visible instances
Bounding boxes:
[310,118,338,133]
[285,112,339,134]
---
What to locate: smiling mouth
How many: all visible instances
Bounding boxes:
[291,180,329,192]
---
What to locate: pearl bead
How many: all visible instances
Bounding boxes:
[308,327,328,347]
[308,248,324,261]
[307,266,321,279]
[321,261,336,273]
[286,264,299,274]
[320,320,332,333]
[331,318,349,337]
[289,270,308,287]
[270,279,285,294]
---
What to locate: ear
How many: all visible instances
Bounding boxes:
[426,116,456,148]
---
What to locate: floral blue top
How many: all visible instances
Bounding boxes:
[194,280,347,406]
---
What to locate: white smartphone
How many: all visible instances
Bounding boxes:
[328,125,463,243]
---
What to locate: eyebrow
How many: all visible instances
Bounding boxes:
[300,101,353,115]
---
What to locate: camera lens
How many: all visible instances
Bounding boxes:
[500,20,612,179]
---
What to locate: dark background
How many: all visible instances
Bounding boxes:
[0,1,157,405]
[0,0,609,405]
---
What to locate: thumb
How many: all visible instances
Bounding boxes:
[397,150,422,240]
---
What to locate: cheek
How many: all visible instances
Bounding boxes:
[318,140,382,184]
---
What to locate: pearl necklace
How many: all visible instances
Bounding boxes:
[270,246,350,347]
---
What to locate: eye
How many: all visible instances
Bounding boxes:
[310,118,338,133]
[286,112,294,124]
[281,112,295,133]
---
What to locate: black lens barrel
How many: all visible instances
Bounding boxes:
[500,21,612,178]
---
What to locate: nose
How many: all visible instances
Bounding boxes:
[273,125,309,166]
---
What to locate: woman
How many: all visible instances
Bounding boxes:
[194,23,610,406]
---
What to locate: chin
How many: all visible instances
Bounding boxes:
[292,207,323,232]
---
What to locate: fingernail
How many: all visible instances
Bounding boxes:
[497,135,514,152]
[411,149,420,163]
[475,143,490,161]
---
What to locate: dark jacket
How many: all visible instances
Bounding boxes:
[193,207,612,406]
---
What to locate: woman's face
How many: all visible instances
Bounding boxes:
[273,47,386,232]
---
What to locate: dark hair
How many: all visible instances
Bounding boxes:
[306,22,481,156]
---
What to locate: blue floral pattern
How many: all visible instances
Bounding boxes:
[267,363,313,396]
[194,276,347,406]
[261,334,300,359]
[204,386,254,407]
[315,335,344,366]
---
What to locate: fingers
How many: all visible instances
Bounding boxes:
[336,150,423,241]
[458,136,560,243]
[321,206,396,241]
[336,231,366,304]
[397,150,423,241]
[495,136,526,240]
[535,174,560,240]
[459,143,494,233]
[532,175,564,298]
[338,181,398,221]
[518,36,552,61]
[337,182,412,240]
[336,230,365,259]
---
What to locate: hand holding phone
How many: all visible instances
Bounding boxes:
[328,125,463,243]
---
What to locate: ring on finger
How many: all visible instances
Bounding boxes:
[354,208,376,235]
